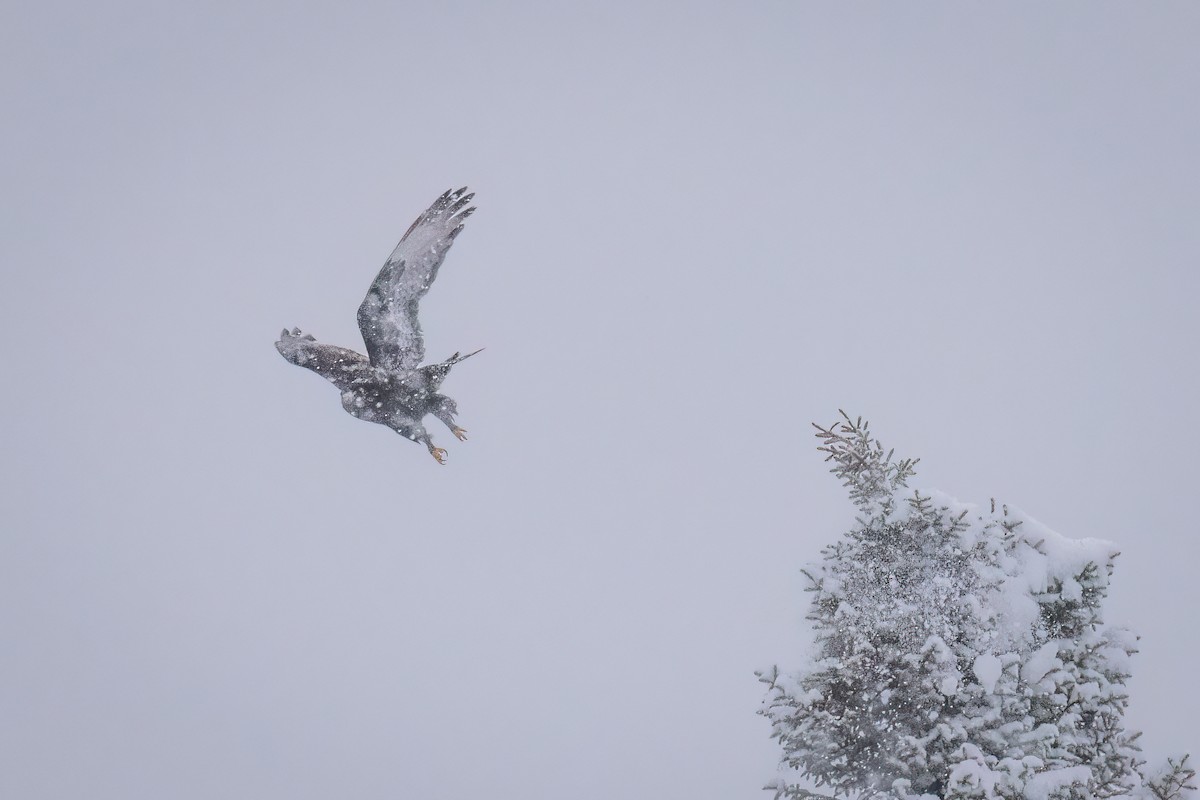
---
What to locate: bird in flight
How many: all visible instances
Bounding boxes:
[277,187,481,464]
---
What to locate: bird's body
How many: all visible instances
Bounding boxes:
[276,188,480,463]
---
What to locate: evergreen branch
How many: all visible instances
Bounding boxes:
[812,411,918,511]
[762,781,840,800]
[757,665,781,690]
[1144,755,1197,800]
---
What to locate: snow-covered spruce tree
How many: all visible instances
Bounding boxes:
[758,412,1194,800]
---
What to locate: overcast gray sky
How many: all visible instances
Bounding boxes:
[2,2,1197,798]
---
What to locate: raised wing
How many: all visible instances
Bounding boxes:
[357,188,475,373]
[276,328,373,392]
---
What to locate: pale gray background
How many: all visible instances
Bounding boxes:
[2,2,1197,798]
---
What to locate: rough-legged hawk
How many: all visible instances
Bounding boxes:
[277,188,481,464]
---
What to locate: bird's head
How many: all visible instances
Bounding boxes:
[419,348,484,391]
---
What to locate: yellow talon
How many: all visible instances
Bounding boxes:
[452,427,468,442]
[431,447,448,464]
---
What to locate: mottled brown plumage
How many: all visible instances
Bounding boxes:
[276,188,481,463]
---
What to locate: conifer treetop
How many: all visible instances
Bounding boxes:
[760,411,1193,800]
[813,410,918,517]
